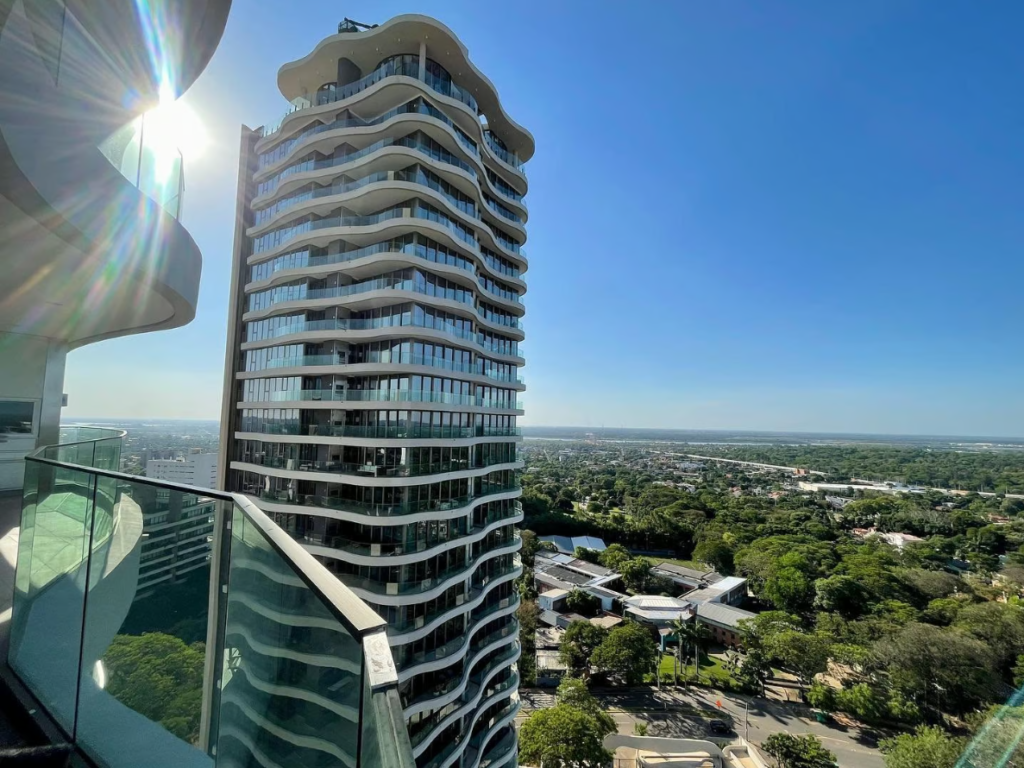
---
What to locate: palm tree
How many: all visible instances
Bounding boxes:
[670,618,689,682]
[690,623,712,680]
[677,622,712,681]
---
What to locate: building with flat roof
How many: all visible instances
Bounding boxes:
[146,450,219,488]
[218,15,533,768]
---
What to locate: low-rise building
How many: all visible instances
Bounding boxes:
[682,576,748,607]
[695,603,757,648]
[622,595,694,629]
[651,562,724,592]
[540,534,608,555]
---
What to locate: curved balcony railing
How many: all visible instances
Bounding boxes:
[253,485,521,519]
[239,452,519,479]
[475,726,517,768]
[262,56,486,138]
[483,131,523,170]
[8,429,413,768]
[310,507,523,561]
[406,647,519,726]
[249,239,477,283]
[399,617,519,683]
[252,202,478,256]
[247,388,523,410]
[248,351,522,385]
[252,166,524,266]
[99,115,184,220]
[258,98,477,171]
[423,697,519,768]
[408,649,519,751]
[248,275,473,314]
[239,423,522,440]
[254,134,478,208]
[239,422,522,440]
[246,317,520,357]
[318,538,520,598]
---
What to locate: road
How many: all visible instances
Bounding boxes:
[660,453,827,476]
[518,687,885,768]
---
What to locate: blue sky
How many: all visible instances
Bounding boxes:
[65,0,1024,436]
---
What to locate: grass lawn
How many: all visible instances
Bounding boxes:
[657,652,735,685]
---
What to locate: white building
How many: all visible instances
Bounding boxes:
[146,450,218,488]
[217,15,533,768]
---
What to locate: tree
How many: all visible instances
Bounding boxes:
[874,622,999,715]
[104,632,205,742]
[566,589,600,617]
[813,575,868,619]
[763,567,815,615]
[519,705,614,768]
[599,543,632,572]
[556,677,615,737]
[620,557,653,593]
[954,601,1024,674]
[733,648,772,696]
[835,683,886,723]
[520,529,542,563]
[592,621,658,685]
[806,681,836,712]
[763,630,831,688]
[559,621,608,678]
[879,725,962,768]
[762,733,836,768]
[1014,653,1024,688]
[693,537,734,574]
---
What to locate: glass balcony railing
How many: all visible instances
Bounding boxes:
[99,114,184,220]
[260,58,486,141]
[310,508,523,560]
[239,453,521,479]
[248,388,524,410]
[248,314,521,357]
[248,350,522,384]
[7,428,414,768]
[238,422,523,439]
[250,238,479,284]
[253,486,522,519]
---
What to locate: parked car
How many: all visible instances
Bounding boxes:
[709,719,733,735]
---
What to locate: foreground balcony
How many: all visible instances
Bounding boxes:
[2,427,414,768]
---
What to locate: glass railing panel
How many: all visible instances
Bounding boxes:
[99,114,184,220]
[73,476,224,767]
[214,502,364,767]
[9,460,97,734]
[8,435,417,768]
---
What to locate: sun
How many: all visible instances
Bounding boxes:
[143,82,209,163]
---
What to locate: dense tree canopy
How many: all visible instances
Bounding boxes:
[104,632,205,742]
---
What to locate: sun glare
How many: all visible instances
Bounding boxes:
[143,82,209,164]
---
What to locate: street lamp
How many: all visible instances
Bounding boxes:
[744,699,749,741]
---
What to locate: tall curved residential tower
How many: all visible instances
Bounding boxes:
[220,15,532,768]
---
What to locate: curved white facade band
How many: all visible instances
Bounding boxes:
[220,15,529,768]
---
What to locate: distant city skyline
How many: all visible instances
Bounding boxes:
[63,0,1024,436]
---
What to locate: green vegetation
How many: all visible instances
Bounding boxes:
[691,443,1024,493]
[104,632,205,742]
[520,441,1024,747]
[763,733,837,768]
[518,677,614,768]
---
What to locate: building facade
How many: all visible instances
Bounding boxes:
[219,15,532,768]
[147,449,219,487]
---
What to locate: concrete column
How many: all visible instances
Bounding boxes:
[418,41,426,80]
